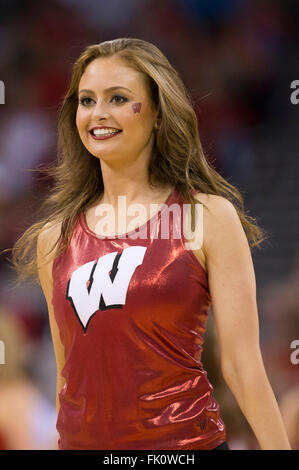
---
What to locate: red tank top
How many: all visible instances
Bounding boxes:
[51,186,227,450]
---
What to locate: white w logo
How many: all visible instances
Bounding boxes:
[66,246,147,332]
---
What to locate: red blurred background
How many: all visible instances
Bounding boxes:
[0,0,298,449]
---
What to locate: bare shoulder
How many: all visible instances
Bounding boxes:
[37,220,62,262]
[193,192,237,214]
[193,192,241,231]
[37,220,63,288]
[192,193,243,270]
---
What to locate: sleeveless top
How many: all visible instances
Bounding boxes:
[51,186,227,450]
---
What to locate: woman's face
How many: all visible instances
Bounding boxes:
[76,55,158,165]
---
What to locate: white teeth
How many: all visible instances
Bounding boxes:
[92,128,120,136]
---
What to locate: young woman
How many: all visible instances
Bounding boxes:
[10,38,291,450]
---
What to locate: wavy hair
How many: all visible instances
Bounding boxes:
[7,37,268,284]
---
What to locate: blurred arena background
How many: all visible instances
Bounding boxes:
[0,0,298,450]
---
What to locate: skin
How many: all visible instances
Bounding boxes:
[37,54,292,450]
[37,197,292,450]
[192,192,292,449]
[76,55,168,209]
[76,55,174,235]
[37,223,64,450]
[132,102,142,113]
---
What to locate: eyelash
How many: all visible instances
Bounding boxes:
[79,95,128,106]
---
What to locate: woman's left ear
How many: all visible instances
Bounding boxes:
[154,114,161,129]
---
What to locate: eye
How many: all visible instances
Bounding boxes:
[79,97,94,106]
[79,95,128,106]
[111,95,128,104]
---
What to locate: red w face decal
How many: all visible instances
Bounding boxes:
[132,102,142,113]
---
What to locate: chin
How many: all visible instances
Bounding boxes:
[89,151,121,161]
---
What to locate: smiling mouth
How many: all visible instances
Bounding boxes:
[89,129,122,140]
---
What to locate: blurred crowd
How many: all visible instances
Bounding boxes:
[0,0,298,450]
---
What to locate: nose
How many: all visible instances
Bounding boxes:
[92,99,110,120]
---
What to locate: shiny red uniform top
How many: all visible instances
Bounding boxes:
[52,186,227,450]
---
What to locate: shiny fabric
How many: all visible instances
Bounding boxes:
[51,186,227,450]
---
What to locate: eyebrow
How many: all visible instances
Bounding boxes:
[78,86,134,95]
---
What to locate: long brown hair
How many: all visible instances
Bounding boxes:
[6,37,268,284]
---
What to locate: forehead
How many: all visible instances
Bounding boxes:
[79,56,146,93]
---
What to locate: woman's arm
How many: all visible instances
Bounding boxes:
[196,193,291,450]
[37,222,66,416]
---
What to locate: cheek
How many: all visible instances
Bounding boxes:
[76,108,83,130]
[132,102,142,113]
[76,109,89,137]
